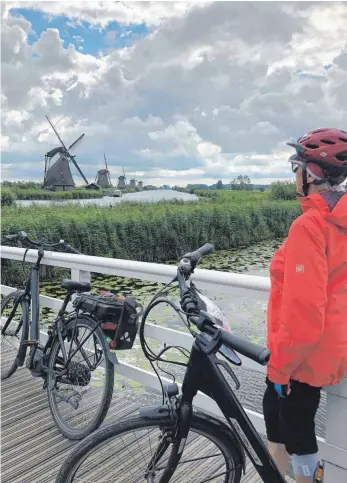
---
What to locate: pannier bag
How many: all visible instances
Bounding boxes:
[72,293,143,351]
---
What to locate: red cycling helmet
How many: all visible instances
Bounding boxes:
[287,128,347,195]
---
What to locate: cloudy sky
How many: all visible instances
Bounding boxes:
[1,1,347,187]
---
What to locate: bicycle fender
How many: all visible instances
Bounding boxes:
[139,405,172,420]
[16,295,29,367]
[105,347,119,364]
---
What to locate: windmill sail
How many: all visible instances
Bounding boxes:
[68,133,85,151]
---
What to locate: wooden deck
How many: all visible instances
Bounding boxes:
[1,366,293,482]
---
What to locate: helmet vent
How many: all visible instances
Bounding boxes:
[336,151,347,162]
[321,139,335,145]
[338,137,347,143]
[305,143,319,149]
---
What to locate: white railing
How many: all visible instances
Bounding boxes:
[1,246,346,481]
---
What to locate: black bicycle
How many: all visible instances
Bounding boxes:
[1,231,118,440]
[55,243,287,482]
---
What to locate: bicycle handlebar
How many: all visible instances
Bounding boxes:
[178,243,214,274]
[59,241,81,254]
[1,231,81,255]
[191,314,270,366]
[176,242,271,366]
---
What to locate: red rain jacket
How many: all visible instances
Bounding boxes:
[267,191,347,387]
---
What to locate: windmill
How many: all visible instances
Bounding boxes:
[95,153,112,188]
[117,166,127,188]
[43,115,96,191]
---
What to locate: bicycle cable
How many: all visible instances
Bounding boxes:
[139,277,199,403]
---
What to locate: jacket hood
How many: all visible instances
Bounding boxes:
[299,191,347,230]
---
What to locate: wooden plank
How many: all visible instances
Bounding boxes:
[0,366,294,482]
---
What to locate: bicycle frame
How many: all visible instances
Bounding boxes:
[150,333,286,483]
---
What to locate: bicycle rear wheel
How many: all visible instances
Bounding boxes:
[1,291,28,380]
[47,315,114,440]
[55,413,243,483]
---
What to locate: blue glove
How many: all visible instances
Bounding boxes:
[274,383,289,398]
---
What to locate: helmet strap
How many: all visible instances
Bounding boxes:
[302,162,310,197]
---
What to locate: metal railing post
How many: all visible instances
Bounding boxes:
[324,374,347,482]
[70,268,91,285]
[70,268,91,300]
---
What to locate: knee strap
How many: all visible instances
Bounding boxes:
[291,453,320,477]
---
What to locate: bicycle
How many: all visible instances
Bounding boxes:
[55,243,289,482]
[1,231,122,440]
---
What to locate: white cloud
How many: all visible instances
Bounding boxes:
[0,135,11,151]
[4,1,207,28]
[72,35,84,44]
[1,2,347,186]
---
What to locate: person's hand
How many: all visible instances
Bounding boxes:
[274,383,291,398]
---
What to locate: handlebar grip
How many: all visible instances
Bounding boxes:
[220,332,270,366]
[196,243,214,258]
[182,243,215,266]
[64,244,81,255]
[60,240,81,254]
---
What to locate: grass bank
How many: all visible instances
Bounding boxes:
[1,187,103,204]
[1,191,300,285]
[2,192,299,255]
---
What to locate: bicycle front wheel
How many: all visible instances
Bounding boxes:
[47,315,114,440]
[55,413,243,483]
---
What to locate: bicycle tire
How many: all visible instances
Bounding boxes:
[47,315,114,440]
[55,413,243,483]
[1,291,28,380]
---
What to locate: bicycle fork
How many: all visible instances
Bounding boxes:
[145,400,193,483]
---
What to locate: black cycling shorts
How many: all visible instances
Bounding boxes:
[262,377,321,455]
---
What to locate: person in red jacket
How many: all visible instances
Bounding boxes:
[262,128,347,483]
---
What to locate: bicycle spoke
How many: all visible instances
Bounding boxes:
[48,317,113,438]
[64,422,238,483]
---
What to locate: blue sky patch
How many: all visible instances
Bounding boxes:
[10,8,151,56]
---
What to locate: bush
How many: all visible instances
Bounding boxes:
[2,187,103,201]
[2,197,300,264]
[1,188,16,206]
[193,190,271,203]
[269,181,296,200]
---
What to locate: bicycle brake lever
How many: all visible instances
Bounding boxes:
[199,330,223,355]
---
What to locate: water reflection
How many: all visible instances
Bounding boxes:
[15,190,198,207]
